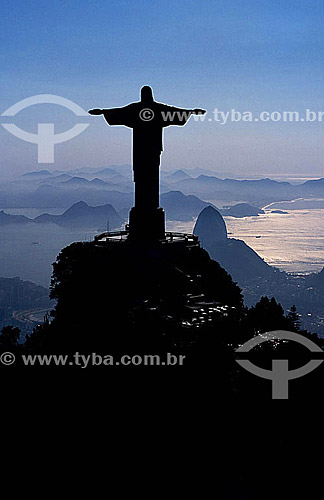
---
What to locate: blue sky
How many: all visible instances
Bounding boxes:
[1,0,323,176]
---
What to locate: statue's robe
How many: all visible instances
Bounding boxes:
[103,101,191,210]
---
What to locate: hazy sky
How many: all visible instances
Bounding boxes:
[1,0,323,177]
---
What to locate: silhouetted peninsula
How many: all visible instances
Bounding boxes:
[220,203,264,218]
[194,206,276,282]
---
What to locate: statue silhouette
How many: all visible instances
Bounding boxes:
[89,86,206,240]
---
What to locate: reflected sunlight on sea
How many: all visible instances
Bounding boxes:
[166,209,324,274]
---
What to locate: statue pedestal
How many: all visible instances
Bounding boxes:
[128,206,165,241]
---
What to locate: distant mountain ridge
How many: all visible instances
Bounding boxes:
[173,174,324,206]
[160,191,214,221]
[0,202,123,230]
[34,201,123,229]
[0,189,216,223]
[14,168,324,210]
[164,169,192,182]
[0,210,29,225]
[22,170,52,178]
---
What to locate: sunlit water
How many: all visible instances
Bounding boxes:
[1,207,323,286]
[167,209,324,275]
[0,207,100,287]
[0,223,100,287]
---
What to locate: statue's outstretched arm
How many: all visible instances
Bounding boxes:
[190,108,207,115]
[161,105,207,126]
[88,108,106,115]
[89,105,133,127]
[165,106,206,115]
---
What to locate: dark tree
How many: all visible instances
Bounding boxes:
[245,296,290,333]
[0,325,20,348]
[286,305,301,332]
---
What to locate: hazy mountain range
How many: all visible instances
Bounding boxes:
[2,167,324,212]
[1,164,324,335]
[0,202,122,230]
[0,192,217,228]
[175,175,324,206]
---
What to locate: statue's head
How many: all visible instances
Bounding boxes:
[140,86,154,103]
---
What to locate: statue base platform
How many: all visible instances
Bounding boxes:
[128,206,165,241]
[94,228,200,248]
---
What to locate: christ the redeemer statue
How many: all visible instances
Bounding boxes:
[89,86,206,241]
